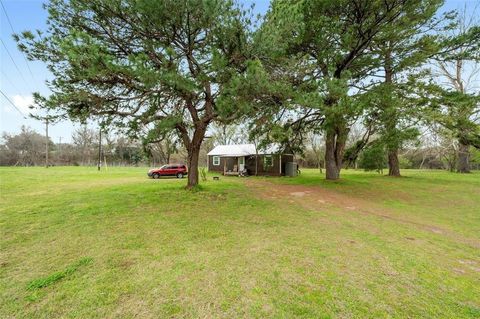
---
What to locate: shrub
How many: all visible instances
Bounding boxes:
[398,155,413,169]
[358,143,387,173]
[199,167,207,182]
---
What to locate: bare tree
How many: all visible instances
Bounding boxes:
[145,134,178,166]
[307,133,325,173]
[210,123,248,146]
[72,125,96,166]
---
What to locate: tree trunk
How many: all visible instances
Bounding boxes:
[387,148,401,176]
[187,145,200,188]
[184,125,206,189]
[325,125,348,180]
[383,48,401,177]
[457,141,470,173]
[325,129,339,180]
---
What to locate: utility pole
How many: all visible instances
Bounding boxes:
[45,117,49,168]
[97,127,102,171]
[36,113,57,168]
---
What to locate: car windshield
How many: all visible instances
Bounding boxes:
[159,165,167,169]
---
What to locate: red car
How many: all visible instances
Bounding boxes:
[148,164,188,179]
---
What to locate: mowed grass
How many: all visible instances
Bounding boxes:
[0,167,479,318]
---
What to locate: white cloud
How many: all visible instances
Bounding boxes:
[11,94,38,115]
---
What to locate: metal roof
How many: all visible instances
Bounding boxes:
[207,144,280,156]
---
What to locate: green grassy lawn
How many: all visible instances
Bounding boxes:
[0,167,479,318]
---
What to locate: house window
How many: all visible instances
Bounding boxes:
[264,155,273,169]
[213,156,220,166]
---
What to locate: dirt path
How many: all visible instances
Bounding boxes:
[244,179,480,250]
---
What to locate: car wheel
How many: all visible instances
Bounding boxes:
[153,173,160,179]
[176,172,183,179]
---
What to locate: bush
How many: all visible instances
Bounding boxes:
[398,155,413,169]
[471,147,480,170]
[199,167,207,182]
[358,143,387,173]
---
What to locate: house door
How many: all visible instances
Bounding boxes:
[238,156,245,171]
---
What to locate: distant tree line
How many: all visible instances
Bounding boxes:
[3,122,478,173]
[0,124,223,167]
[298,130,480,173]
[0,125,171,167]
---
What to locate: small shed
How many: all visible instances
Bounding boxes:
[207,144,295,176]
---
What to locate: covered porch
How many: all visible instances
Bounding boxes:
[221,155,246,176]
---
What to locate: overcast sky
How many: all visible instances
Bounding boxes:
[0,0,476,142]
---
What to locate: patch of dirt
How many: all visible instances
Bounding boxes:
[290,191,309,197]
[453,268,466,274]
[118,259,136,270]
[114,293,151,317]
[244,179,480,249]
[458,260,480,272]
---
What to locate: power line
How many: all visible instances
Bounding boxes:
[1,68,22,93]
[0,1,15,34]
[0,0,38,85]
[0,89,27,119]
[0,38,31,90]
